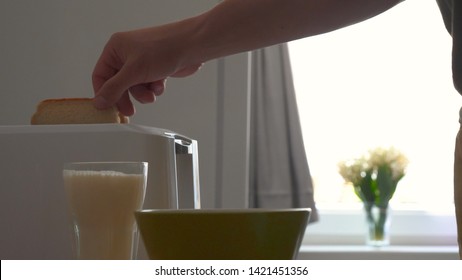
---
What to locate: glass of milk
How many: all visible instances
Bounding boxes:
[63,162,148,260]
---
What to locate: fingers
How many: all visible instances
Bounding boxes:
[170,63,203,77]
[116,91,135,117]
[129,79,166,104]
[93,65,138,110]
[149,79,167,96]
[92,52,167,114]
[92,35,194,112]
[130,85,156,104]
[95,78,166,116]
[91,26,204,116]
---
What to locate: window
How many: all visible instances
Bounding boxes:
[290,0,458,248]
[289,0,459,211]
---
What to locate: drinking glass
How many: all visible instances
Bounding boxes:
[63,162,148,260]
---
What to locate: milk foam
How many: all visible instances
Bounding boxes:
[64,169,131,177]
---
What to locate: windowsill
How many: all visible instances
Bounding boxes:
[302,204,458,249]
[297,245,460,260]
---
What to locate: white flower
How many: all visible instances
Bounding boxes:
[338,156,369,186]
[367,147,408,181]
[338,146,408,204]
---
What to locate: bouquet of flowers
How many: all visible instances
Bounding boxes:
[338,147,408,245]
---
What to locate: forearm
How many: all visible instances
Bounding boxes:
[186,0,404,63]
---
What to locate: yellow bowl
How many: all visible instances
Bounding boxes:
[135,208,310,260]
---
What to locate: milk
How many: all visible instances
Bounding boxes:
[63,170,146,260]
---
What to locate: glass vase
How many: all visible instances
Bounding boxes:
[363,203,391,247]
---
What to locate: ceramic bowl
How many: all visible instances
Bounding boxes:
[135,208,311,260]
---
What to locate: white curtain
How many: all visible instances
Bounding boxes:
[248,43,318,223]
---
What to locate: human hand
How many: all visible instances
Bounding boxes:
[92,25,202,116]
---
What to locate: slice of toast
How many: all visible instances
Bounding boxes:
[31,98,129,125]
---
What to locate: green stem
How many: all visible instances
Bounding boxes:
[375,207,388,240]
[365,205,389,242]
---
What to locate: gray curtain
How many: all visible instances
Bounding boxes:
[249,43,318,223]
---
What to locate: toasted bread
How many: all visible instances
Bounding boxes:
[31,98,129,125]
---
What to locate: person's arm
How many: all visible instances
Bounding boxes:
[93,0,404,116]
[188,0,404,63]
